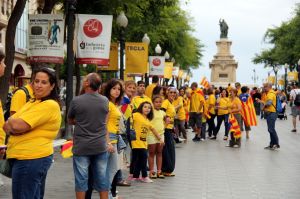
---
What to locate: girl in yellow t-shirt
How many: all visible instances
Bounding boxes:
[228,89,242,147]
[212,89,230,140]
[131,101,162,183]
[148,95,168,179]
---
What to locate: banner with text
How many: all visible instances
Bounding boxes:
[149,56,165,77]
[76,14,113,65]
[28,14,64,64]
[288,72,298,81]
[164,62,173,79]
[172,66,179,77]
[97,43,118,71]
[125,42,148,75]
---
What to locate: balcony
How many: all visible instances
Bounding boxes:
[0,10,8,30]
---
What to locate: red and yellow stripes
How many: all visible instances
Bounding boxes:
[241,97,257,126]
[200,77,210,88]
[229,114,241,138]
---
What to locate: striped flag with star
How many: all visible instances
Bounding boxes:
[229,114,241,138]
[241,97,257,126]
[200,77,210,88]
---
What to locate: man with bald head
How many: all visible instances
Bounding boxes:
[257,83,280,150]
[68,73,114,199]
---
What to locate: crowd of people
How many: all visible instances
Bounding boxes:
[1,56,300,198]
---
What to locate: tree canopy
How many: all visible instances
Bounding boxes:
[253,3,300,71]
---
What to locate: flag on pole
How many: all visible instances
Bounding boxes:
[229,114,241,138]
[61,140,73,158]
[200,77,210,88]
[241,97,257,126]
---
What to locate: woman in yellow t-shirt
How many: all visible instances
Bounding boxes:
[161,87,176,176]
[228,89,242,147]
[212,89,230,140]
[3,67,61,199]
[103,79,124,192]
[148,95,167,179]
[131,101,162,182]
[206,88,216,138]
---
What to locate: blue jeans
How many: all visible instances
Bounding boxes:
[266,112,279,146]
[214,114,229,137]
[73,152,108,192]
[106,144,118,199]
[11,155,53,199]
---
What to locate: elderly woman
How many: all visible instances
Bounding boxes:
[3,67,61,199]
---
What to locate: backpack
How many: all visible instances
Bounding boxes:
[4,87,30,121]
[294,90,300,106]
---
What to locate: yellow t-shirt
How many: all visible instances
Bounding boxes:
[190,89,205,113]
[7,99,61,160]
[207,94,216,114]
[132,112,153,149]
[230,97,242,114]
[131,95,152,111]
[149,109,166,137]
[0,102,5,145]
[264,89,276,113]
[237,89,242,97]
[10,84,34,113]
[145,83,157,99]
[217,97,230,115]
[173,96,185,120]
[162,99,176,129]
[107,102,122,144]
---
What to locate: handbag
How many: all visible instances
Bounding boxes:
[0,158,12,178]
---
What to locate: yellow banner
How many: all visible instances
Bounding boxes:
[268,76,275,84]
[125,42,148,74]
[178,70,184,79]
[278,79,284,86]
[164,62,173,79]
[288,72,298,81]
[97,43,118,71]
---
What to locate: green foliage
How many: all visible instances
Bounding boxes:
[253,3,300,71]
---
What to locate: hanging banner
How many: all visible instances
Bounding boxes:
[164,62,173,79]
[288,72,298,81]
[125,42,148,74]
[178,70,184,79]
[172,66,179,77]
[28,14,64,64]
[76,14,113,65]
[277,79,284,86]
[149,56,165,77]
[267,76,275,84]
[97,43,118,71]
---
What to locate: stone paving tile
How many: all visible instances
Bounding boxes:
[1,112,300,198]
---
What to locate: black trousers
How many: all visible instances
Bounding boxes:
[131,148,148,178]
[162,129,176,173]
[207,113,216,137]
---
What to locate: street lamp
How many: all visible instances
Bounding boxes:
[155,44,162,55]
[251,69,259,85]
[274,66,278,89]
[284,63,288,93]
[142,33,150,85]
[164,51,170,60]
[116,11,128,80]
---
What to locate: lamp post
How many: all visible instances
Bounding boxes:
[142,33,150,85]
[274,66,278,89]
[284,63,288,93]
[252,69,259,85]
[116,11,128,80]
[64,0,76,139]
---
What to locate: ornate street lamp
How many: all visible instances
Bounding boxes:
[142,33,150,85]
[116,11,128,80]
[155,44,162,55]
[274,66,278,89]
[284,63,288,93]
[164,51,170,60]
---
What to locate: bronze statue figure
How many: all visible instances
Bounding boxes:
[219,19,228,38]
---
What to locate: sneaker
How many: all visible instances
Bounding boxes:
[200,138,205,141]
[291,129,297,132]
[233,144,240,148]
[223,136,228,140]
[192,136,200,141]
[157,173,165,179]
[178,137,186,142]
[264,145,272,150]
[127,175,133,181]
[140,177,153,183]
[271,145,280,150]
[149,172,157,179]
[210,136,217,140]
[163,172,175,177]
[130,177,140,182]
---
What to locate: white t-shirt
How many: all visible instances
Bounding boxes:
[290,89,300,101]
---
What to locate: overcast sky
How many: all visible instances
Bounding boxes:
[181,0,299,85]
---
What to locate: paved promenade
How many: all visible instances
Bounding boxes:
[1,114,300,199]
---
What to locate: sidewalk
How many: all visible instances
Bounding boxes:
[1,113,300,198]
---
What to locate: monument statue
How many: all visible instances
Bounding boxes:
[219,19,228,38]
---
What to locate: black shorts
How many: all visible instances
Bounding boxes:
[189,112,202,128]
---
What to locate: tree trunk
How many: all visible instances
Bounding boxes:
[42,0,58,14]
[75,63,81,96]
[0,0,26,103]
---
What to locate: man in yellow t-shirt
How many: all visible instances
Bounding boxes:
[145,75,159,99]
[235,82,242,97]
[189,82,205,141]
[257,83,279,150]
[10,83,34,116]
[131,81,152,111]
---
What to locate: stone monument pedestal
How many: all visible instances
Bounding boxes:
[209,38,238,87]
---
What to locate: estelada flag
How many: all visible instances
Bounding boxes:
[229,114,241,138]
[241,97,257,126]
[200,77,209,88]
[61,140,73,158]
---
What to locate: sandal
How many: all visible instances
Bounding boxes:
[149,172,157,179]
[116,180,131,187]
[157,172,165,179]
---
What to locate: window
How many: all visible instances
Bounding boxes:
[219,74,228,78]
[15,1,28,53]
